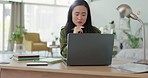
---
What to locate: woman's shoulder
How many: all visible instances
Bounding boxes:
[61,26,65,30]
[60,26,66,34]
[60,26,66,31]
[92,26,101,33]
[92,26,99,29]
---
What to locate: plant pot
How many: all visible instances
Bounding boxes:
[52,41,56,46]
[16,37,23,44]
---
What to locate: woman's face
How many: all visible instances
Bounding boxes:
[72,5,88,26]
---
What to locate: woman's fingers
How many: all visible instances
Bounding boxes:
[73,26,84,33]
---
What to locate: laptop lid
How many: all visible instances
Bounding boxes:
[67,33,114,66]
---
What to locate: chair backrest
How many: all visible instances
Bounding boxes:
[24,33,40,42]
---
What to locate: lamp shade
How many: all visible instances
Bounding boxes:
[117,4,138,20]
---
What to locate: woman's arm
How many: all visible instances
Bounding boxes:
[60,28,68,58]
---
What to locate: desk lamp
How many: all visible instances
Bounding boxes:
[117,4,148,64]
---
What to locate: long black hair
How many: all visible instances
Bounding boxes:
[65,0,95,37]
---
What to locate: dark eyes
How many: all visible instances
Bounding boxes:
[75,13,79,16]
[82,14,86,16]
[75,13,86,16]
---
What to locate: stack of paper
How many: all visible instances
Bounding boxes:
[37,58,63,64]
[112,63,148,73]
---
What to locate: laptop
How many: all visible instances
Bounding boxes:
[65,33,114,66]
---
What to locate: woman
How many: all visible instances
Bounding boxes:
[60,0,101,58]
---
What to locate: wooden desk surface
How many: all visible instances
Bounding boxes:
[0,58,148,78]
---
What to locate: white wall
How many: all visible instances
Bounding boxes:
[90,0,148,27]
[90,0,148,48]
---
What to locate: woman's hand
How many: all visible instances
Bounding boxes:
[73,26,84,33]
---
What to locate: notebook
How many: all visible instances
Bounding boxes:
[65,33,114,66]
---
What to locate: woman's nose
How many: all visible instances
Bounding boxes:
[78,15,82,19]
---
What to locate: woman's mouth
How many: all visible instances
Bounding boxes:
[77,21,82,24]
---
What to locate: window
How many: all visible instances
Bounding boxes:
[0,0,72,51]
[56,0,70,6]
[2,0,73,5]
[0,3,11,51]
[23,0,55,4]
[24,4,68,44]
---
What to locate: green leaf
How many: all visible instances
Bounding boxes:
[9,25,27,43]
[123,30,140,48]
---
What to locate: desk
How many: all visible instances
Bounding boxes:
[0,59,148,78]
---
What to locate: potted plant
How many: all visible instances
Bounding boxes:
[122,18,141,48]
[9,25,27,44]
[51,32,59,45]
[123,30,140,48]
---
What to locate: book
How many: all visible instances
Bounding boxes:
[0,61,10,64]
[111,63,148,73]
[13,57,40,61]
[13,54,39,58]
